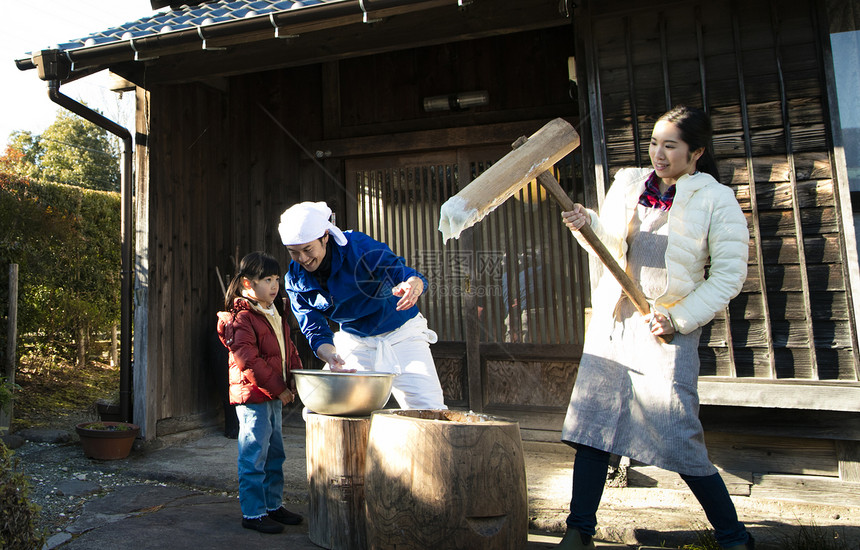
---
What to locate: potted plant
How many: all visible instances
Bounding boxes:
[75,421,140,460]
[95,397,122,422]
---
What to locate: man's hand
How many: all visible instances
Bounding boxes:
[392,276,425,311]
[316,343,354,371]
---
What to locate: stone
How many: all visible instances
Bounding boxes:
[54,479,102,497]
[0,433,26,449]
[43,532,72,550]
[17,428,74,444]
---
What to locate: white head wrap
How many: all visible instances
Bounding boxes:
[278,201,347,246]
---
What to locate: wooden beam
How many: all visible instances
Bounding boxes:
[311,119,564,158]
[456,148,483,413]
[481,406,567,431]
[752,474,860,507]
[519,427,571,443]
[133,86,156,440]
[628,465,752,496]
[705,431,837,477]
[699,405,860,441]
[480,342,583,362]
[698,379,860,412]
[463,224,483,412]
[155,410,220,436]
[108,71,136,92]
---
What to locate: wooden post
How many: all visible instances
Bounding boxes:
[111,323,118,367]
[306,413,372,550]
[77,325,86,368]
[837,440,860,483]
[1,264,19,432]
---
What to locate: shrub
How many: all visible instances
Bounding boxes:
[0,442,46,549]
[0,172,120,364]
[0,376,20,416]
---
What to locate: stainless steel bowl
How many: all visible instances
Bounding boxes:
[292,369,395,416]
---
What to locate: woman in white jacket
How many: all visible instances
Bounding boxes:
[557,106,753,550]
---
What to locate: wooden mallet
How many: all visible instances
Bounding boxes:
[438,117,672,343]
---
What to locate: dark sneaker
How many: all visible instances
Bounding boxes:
[242,515,284,534]
[268,506,303,525]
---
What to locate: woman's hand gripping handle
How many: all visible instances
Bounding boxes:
[554,182,673,344]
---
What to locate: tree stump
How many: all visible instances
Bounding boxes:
[364,409,528,550]
[306,413,371,550]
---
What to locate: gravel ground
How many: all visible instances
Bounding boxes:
[7,411,860,550]
[5,411,231,542]
[14,439,145,536]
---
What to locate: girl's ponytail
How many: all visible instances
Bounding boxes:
[695,148,721,182]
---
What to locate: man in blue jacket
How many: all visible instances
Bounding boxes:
[279,201,446,410]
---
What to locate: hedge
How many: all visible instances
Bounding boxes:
[0,171,121,363]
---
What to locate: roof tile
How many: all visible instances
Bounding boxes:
[50,0,336,53]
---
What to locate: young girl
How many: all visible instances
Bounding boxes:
[559,106,753,549]
[216,251,304,534]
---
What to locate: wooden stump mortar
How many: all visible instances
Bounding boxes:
[306,412,372,550]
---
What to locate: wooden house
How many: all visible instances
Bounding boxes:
[16,0,860,504]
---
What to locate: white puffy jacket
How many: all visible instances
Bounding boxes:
[573,167,749,334]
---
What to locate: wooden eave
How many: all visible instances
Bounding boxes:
[107,0,569,86]
[17,0,570,88]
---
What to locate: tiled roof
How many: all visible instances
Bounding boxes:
[55,0,329,52]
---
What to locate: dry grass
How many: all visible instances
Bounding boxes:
[681,522,854,550]
[9,348,119,432]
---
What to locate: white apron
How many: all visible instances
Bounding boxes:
[562,205,716,476]
[332,313,447,410]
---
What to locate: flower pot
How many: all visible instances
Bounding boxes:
[96,399,122,422]
[75,421,140,460]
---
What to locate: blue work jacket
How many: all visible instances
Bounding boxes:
[284,231,429,353]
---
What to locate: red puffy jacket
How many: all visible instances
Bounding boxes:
[216,298,303,405]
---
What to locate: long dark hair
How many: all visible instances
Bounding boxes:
[224,251,282,312]
[657,105,721,182]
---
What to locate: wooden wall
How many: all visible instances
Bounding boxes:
[335,30,577,136]
[138,65,325,437]
[137,81,233,438]
[578,0,860,392]
[132,0,860,462]
[325,26,584,437]
[135,22,580,437]
[577,0,860,503]
[627,405,860,505]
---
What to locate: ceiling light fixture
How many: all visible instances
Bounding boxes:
[423,90,488,112]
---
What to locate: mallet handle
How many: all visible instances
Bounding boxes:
[536,170,674,344]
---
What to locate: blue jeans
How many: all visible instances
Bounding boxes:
[236,400,285,519]
[565,444,750,548]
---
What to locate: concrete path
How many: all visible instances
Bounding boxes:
[13,423,860,550]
